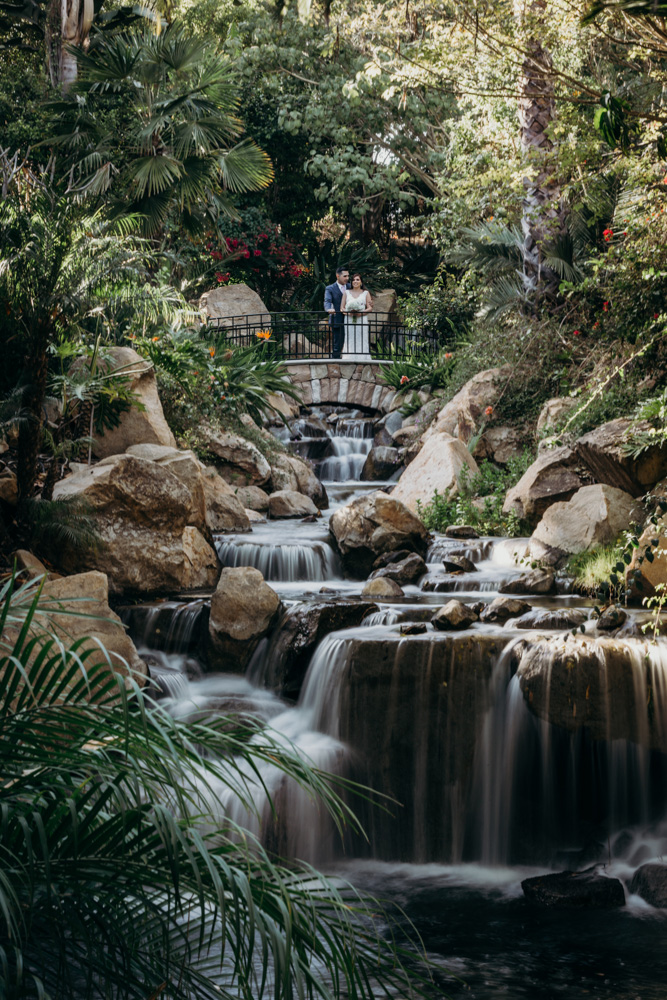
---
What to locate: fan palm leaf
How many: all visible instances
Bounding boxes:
[0,579,431,999]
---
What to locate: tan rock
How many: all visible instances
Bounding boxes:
[425,367,510,444]
[536,397,578,436]
[52,456,219,594]
[628,516,667,598]
[236,485,270,511]
[35,571,146,682]
[199,283,270,326]
[391,432,479,514]
[392,426,422,448]
[245,507,266,523]
[503,446,587,521]
[329,490,430,576]
[205,429,271,487]
[530,484,637,561]
[13,549,48,579]
[268,490,319,519]
[266,391,300,421]
[574,418,667,497]
[0,470,18,505]
[285,455,328,509]
[361,577,405,598]
[269,453,300,492]
[91,347,176,459]
[126,444,206,526]
[432,599,479,630]
[475,425,525,465]
[208,566,281,671]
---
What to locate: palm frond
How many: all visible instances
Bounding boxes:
[217,140,274,193]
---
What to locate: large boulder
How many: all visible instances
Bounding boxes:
[529,484,636,562]
[235,485,270,511]
[424,367,509,445]
[391,432,479,514]
[371,288,399,324]
[474,425,525,466]
[126,444,206,526]
[207,567,281,671]
[514,633,667,751]
[268,490,318,519]
[522,868,625,909]
[329,491,430,577]
[29,571,146,683]
[361,446,403,481]
[629,864,667,907]
[269,453,300,492]
[205,429,271,487]
[91,347,176,459]
[284,455,329,510]
[201,469,251,533]
[574,418,667,497]
[259,601,378,700]
[503,446,588,521]
[52,455,219,594]
[199,283,270,326]
[480,597,532,624]
[499,569,555,595]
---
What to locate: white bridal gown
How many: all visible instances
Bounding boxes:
[343,290,372,361]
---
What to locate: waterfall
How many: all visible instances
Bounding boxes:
[120,601,207,654]
[216,536,342,582]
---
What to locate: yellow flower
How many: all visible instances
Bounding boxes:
[255,329,272,340]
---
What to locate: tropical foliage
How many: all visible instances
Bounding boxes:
[0,573,428,999]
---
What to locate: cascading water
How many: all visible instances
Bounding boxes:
[316,411,375,482]
[216,529,342,583]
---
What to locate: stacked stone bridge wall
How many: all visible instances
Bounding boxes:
[284,361,397,413]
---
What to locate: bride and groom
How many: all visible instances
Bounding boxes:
[324,266,374,361]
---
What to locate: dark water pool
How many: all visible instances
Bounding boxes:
[333,862,667,1000]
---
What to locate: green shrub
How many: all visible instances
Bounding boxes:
[566,544,624,595]
[416,452,534,537]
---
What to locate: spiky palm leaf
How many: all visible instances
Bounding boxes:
[582,1,667,24]
[46,25,273,235]
[0,577,431,999]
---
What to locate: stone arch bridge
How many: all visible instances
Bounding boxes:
[284,361,397,413]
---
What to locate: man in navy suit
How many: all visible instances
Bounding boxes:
[324,265,350,359]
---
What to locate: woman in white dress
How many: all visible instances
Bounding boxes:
[341,273,373,361]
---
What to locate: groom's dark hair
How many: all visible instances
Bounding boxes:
[335,265,349,275]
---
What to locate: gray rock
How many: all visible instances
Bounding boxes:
[596,605,628,631]
[330,491,430,577]
[629,863,667,907]
[432,600,479,631]
[372,549,412,570]
[400,622,428,635]
[443,557,477,573]
[499,569,555,595]
[513,608,588,630]
[371,553,427,585]
[445,525,479,539]
[480,597,532,624]
[235,485,270,512]
[522,867,625,909]
[361,446,403,481]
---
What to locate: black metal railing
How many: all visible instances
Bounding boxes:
[202,311,439,361]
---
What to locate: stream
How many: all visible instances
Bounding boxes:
[121,406,667,999]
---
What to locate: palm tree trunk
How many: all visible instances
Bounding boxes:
[516,0,566,299]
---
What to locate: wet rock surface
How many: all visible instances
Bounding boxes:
[432,599,479,631]
[480,597,532,623]
[522,867,625,909]
[329,490,430,576]
[499,569,554,595]
[208,567,281,672]
[268,490,319,519]
[629,863,667,907]
[370,552,427,585]
[361,577,405,598]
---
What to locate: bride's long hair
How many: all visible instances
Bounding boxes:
[350,273,366,290]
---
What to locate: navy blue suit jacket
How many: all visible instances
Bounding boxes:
[324,282,350,325]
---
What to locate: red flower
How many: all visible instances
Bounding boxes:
[603,301,609,312]
[484,405,493,416]
[253,249,262,257]
[593,321,600,329]
[400,375,410,385]
[242,250,250,259]
[573,330,581,336]
[655,313,660,320]
[444,352,453,359]
[603,228,613,241]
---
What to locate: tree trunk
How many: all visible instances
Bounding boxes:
[54,0,94,89]
[516,0,566,299]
